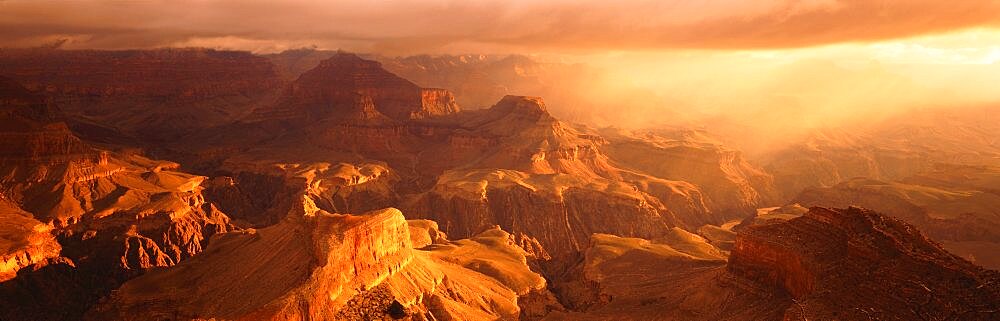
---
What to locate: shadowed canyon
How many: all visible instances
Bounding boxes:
[2,2,1000,320]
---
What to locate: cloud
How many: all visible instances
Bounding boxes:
[1,0,999,53]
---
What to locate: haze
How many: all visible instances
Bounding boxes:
[3,0,999,145]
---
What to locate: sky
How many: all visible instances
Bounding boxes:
[2,0,1000,145]
[2,0,1000,53]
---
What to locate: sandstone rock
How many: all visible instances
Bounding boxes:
[544,232,787,320]
[0,200,61,282]
[793,168,1000,269]
[253,52,459,124]
[88,206,552,321]
[403,169,681,257]
[729,207,1000,320]
[599,127,780,222]
[0,77,233,321]
[545,206,1000,320]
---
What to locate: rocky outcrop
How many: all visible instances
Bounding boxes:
[0,200,61,282]
[0,78,234,321]
[403,169,682,257]
[89,206,552,321]
[455,96,618,178]
[0,155,234,320]
[599,127,779,222]
[792,168,1000,270]
[729,207,1000,320]
[253,52,459,124]
[543,231,788,320]
[204,161,401,228]
[419,88,461,118]
[544,207,1000,320]
[194,55,770,261]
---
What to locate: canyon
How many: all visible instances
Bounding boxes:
[0,49,997,320]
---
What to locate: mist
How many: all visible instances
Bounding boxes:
[2,0,999,153]
[504,29,1000,155]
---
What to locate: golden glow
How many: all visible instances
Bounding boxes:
[563,29,1000,143]
[2,0,998,147]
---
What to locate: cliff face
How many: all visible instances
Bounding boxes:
[0,200,61,283]
[543,230,788,321]
[89,205,552,321]
[599,127,779,221]
[792,165,1000,270]
[88,207,411,320]
[0,48,284,141]
[0,78,234,321]
[0,76,94,165]
[193,55,774,261]
[0,155,234,321]
[545,206,1000,320]
[254,52,459,123]
[729,207,1000,320]
[403,169,680,256]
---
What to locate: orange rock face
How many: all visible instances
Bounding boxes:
[729,207,1000,320]
[88,205,552,321]
[0,77,233,320]
[542,207,1000,320]
[254,52,459,123]
[599,127,780,222]
[0,200,61,283]
[791,167,1000,270]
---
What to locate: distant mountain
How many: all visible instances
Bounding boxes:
[0,48,284,142]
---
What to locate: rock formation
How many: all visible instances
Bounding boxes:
[793,164,1000,269]
[0,76,233,320]
[253,52,459,123]
[0,48,284,141]
[543,229,788,320]
[599,127,779,222]
[730,207,1000,320]
[0,200,61,283]
[545,207,1000,320]
[4,48,997,321]
[179,54,780,260]
[89,204,554,321]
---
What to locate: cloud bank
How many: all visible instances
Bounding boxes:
[2,0,999,53]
